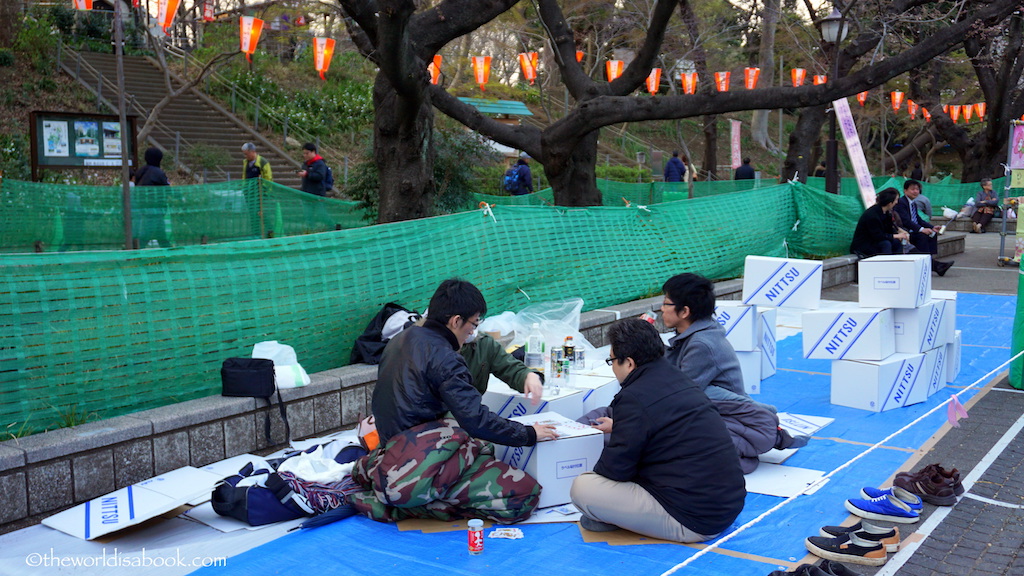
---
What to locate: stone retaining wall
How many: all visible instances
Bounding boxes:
[0,236,965,533]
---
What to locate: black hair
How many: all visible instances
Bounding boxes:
[662,273,714,321]
[427,279,487,325]
[743,157,751,164]
[516,158,527,165]
[144,147,163,167]
[876,187,899,206]
[302,142,317,153]
[903,179,921,192]
[608,318,665,366]
[672,151,679,157]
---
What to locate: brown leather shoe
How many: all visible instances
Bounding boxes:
[917,464,964,496]
[894,471,958,506]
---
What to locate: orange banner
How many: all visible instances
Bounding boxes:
[314,37,335,81]
[239,16,263,63]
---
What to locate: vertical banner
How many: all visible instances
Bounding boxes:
[202,1,214,22]
[239,16,264,63]
[730,120,742,169]
[834,97,875,206]
[1009,124,1024,170]
[313,37,335,80]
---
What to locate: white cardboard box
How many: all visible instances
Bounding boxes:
[893,301,947,353]
[483,377,585,421]
[858,254,931,308]
[571,374,621,414]
[495,413,604,509]
[924,346,948,398]
[758,306,778,379]
[802,307,895,361]
[714,301,758,351]
[831,353,928,412]
[736,349,763,395]
[741,256,824,309]
[946,329,962,383]
[931,290,958,344]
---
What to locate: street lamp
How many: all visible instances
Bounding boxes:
[818,7,849,195]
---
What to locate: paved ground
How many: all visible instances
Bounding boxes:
[809,230,1023,576]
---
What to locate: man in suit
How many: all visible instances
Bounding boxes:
[893,179,954,276]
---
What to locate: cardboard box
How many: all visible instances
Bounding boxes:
[802,307,895,361]
[758,306,778,379]
[924,346,947,398]
[736,349,763,395]
[571,374,621,414]
[495,413,604,508]
[858,254,931,308]
[946,330,962,383]
[831,353,928,412]
[714,301,758,351]
[483,376,585,421]
[931,290,958,344]
[741,256,824,309]
[893,301,947,353]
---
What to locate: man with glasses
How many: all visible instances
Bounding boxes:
[661,273,806,473]
[350,278,557,523]
[570,318,745,542]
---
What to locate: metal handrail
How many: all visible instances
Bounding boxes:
[58,41,232,183]
[161,44,343,162]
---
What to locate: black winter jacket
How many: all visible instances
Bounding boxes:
[372,318,538,447]
[595,357,745,535]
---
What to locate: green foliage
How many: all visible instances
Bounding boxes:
[184,142,231,171]
[48,403,97,429]
[0,134,31,181]
[596,164,653,183]
[0,50,14,67]
[13,10,57,72]
[345,126,500,221]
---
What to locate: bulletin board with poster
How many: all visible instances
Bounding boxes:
[29,111,138,181]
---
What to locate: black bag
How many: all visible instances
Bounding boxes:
[349,303,420,364]
[211,462,314,526]
[221,357,291,444]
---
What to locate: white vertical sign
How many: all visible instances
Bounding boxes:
[834,97,875,206]
[731,119,742,169]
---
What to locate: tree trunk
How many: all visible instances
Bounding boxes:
[780,105,826,182]
[960,125,1007,183]
[751,0,780,151]
[0,0,17,48]
[374,74,435,223]
[545,130,602,206]
[701,115,718,180]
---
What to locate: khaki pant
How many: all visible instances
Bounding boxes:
[570,472,719,543]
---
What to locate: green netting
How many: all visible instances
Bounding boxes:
[1,180,858,431]
[0,178,368,252]
[1013,263,1024,389]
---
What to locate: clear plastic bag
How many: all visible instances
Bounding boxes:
[510,298,596,361]
[252,341,310,389]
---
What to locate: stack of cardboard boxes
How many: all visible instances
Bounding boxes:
[800,254,961,412]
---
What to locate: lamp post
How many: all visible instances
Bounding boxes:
[819,7,848,195]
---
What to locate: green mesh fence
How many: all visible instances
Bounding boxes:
[1013,263,1024,389]
[0,178,368,252]
[1,180,857,432]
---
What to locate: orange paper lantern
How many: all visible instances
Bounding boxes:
[942,104,949,114]
[606,60,624,82]
[72,0,93,9]
[790,68,806,87]
[857,91,868,106]
[922,108,932,122]
[890,91,904,112]
[239,16,263,63]
[203,0,214,22]
[428,55,442,85]
[472,56,491,91]
[963,104,973,121]
[158,0,181,34]
[714,71,730,92]
[743,67,760,89]
[575,50,584,63]
[518,52,539,85]
[646,68,662,95]
[813,75,827,85]
[950,104,961,123]
[681,72,698,95]
[313,37,335,81]
[907,100,918,119]
[975,102,986,120]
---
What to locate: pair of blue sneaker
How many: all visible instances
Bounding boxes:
[844,486,923,523]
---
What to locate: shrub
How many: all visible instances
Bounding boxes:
[0,50,14,67]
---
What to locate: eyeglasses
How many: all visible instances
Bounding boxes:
[661,300,674,307]
[605,356,619,366]
[463,317,481,329]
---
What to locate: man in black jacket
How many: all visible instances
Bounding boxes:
[570,318,745,542]
[850,188,908,257]
[893,179,954,276]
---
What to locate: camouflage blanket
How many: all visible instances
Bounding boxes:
[349,419,541,523]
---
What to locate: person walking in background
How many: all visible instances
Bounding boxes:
[814,162,827,178]
[298,143,327,196]
[910,162,924,181]
[241,142,273,181]
[971,178,999,233]
[734,158,755,180]
[664,151,686,182]
[132,147,172,248]
[512,155,534,196]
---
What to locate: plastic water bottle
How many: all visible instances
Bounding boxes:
[525,323,545,375]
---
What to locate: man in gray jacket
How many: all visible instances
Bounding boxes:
[661,273,806,472]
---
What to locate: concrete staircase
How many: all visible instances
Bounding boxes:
[63,50,303,188]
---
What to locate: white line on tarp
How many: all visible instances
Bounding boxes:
[660,350,1024,576]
